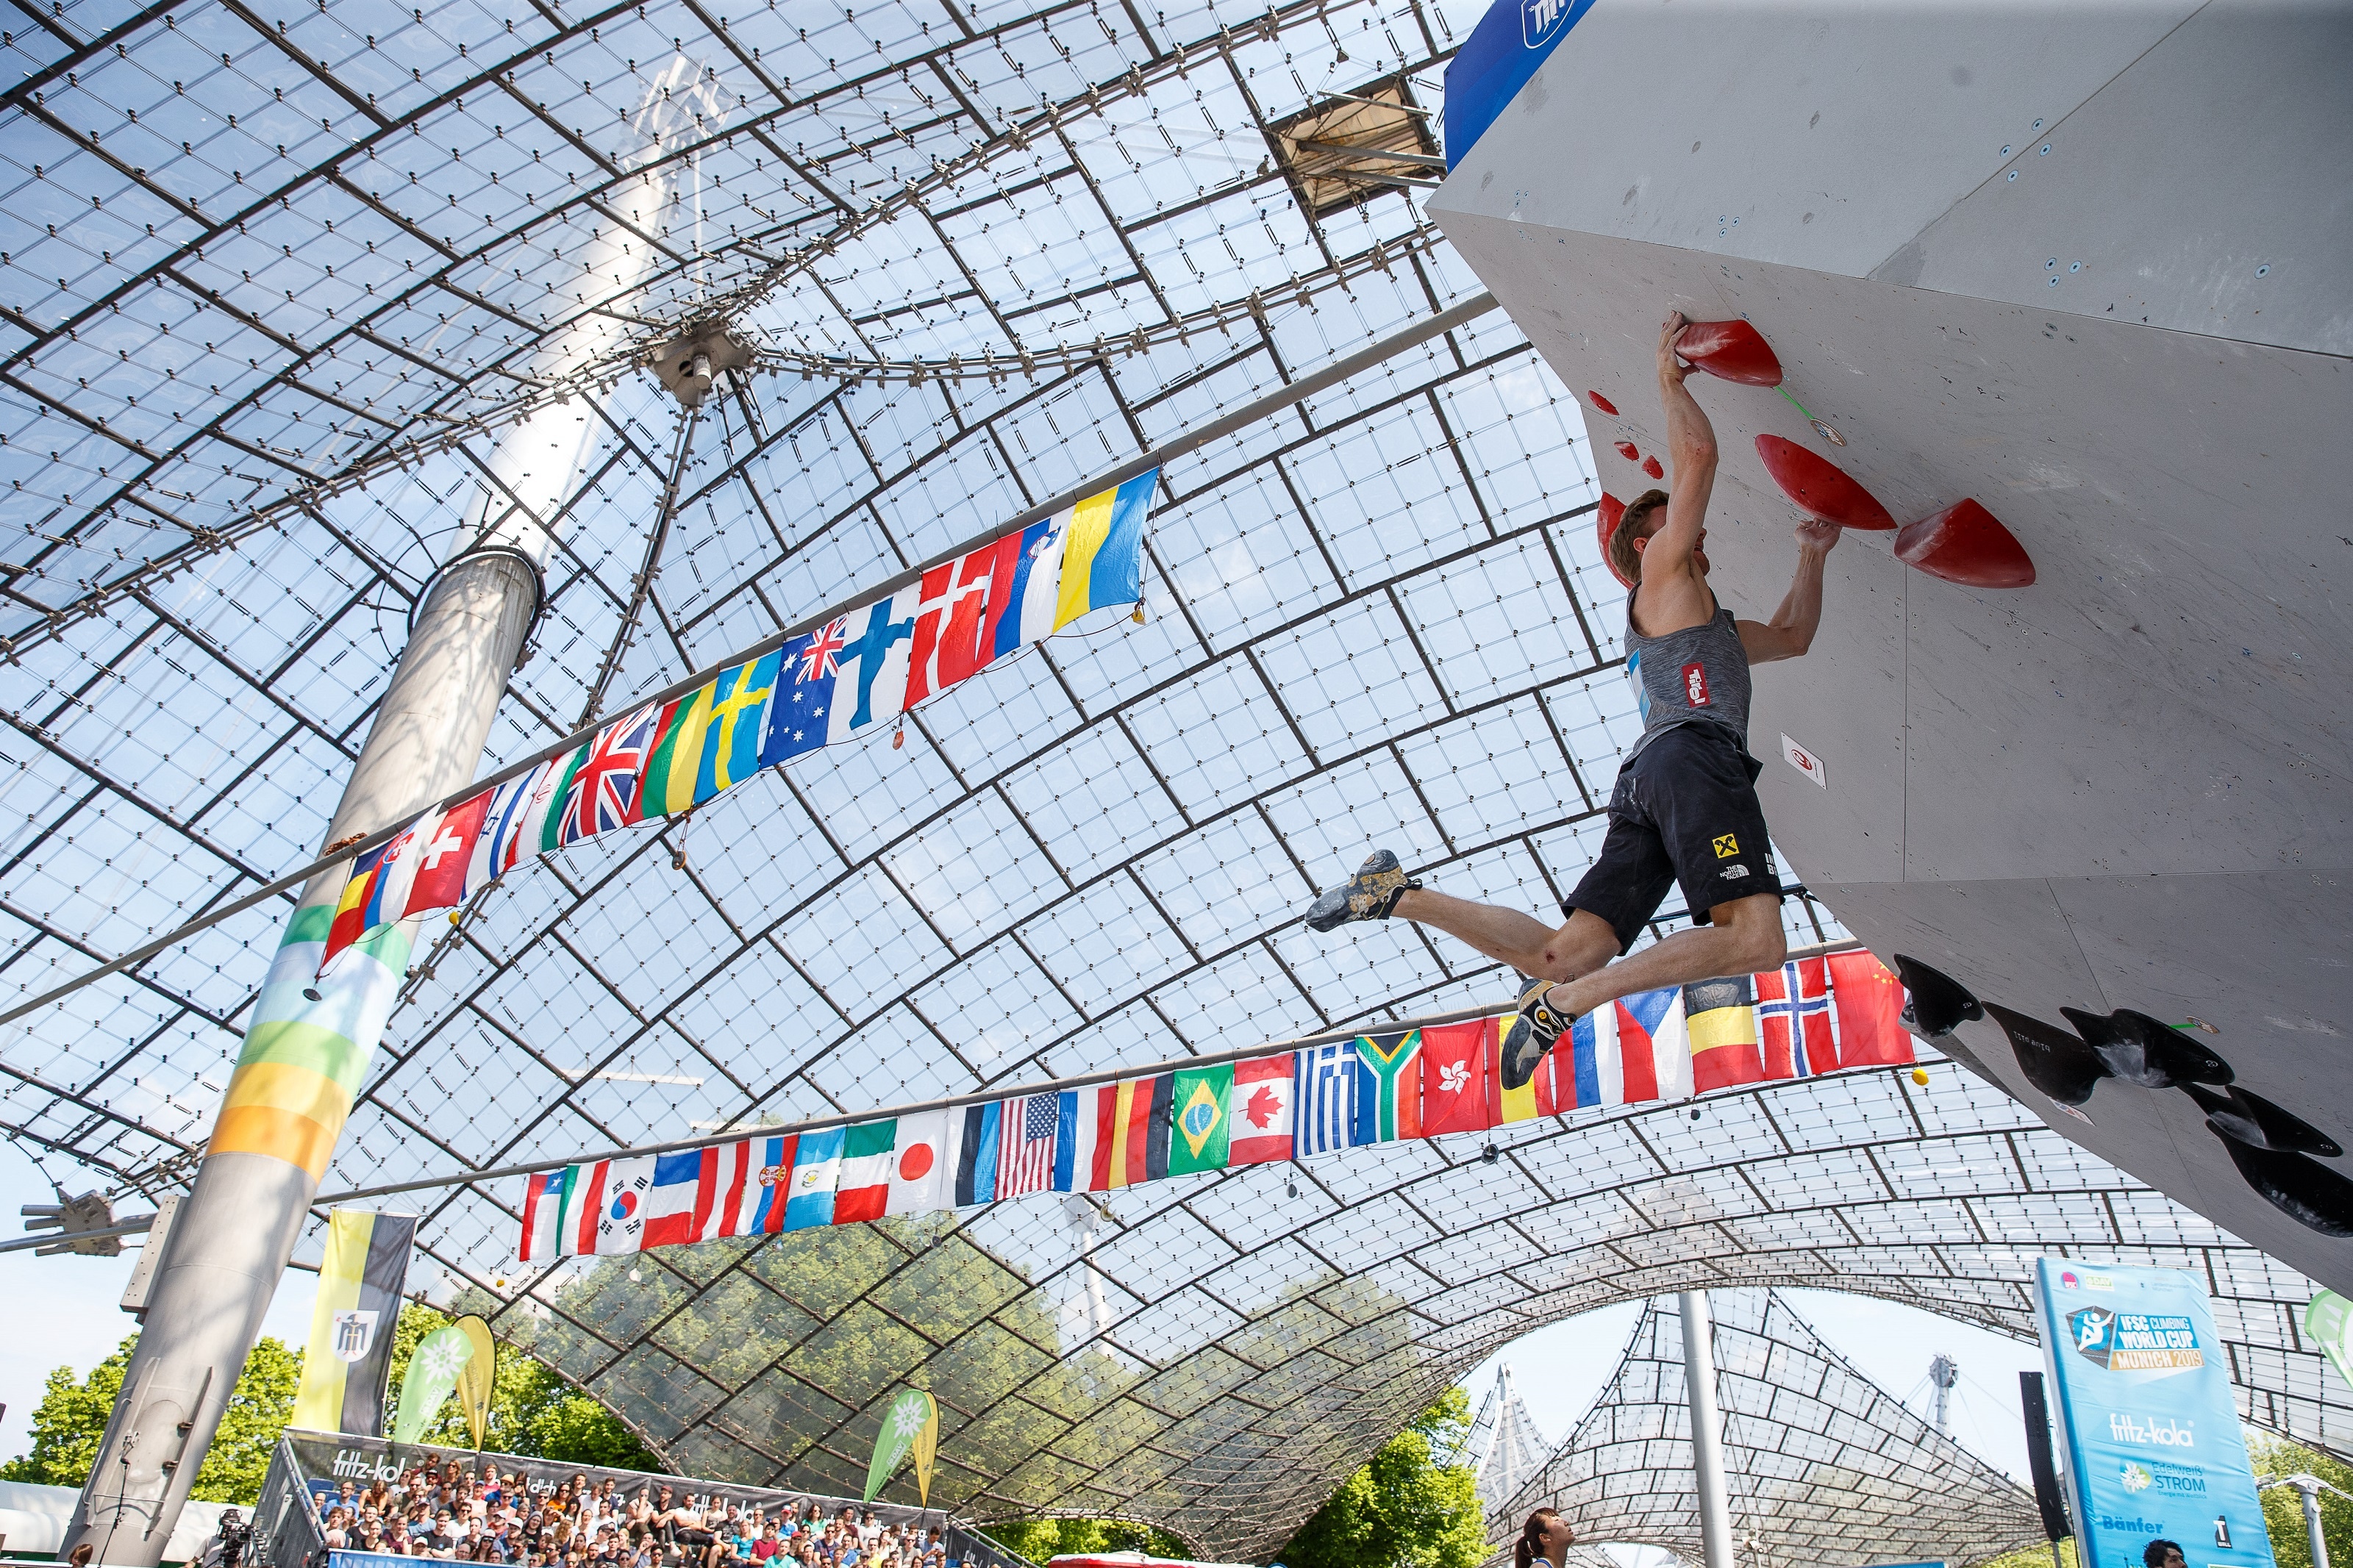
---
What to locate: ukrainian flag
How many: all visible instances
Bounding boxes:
[1052,470,1158,630]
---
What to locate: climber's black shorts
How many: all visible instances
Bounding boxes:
[1562,723,1780,953]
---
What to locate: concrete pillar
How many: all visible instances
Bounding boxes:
[1679,1291,1736,1568]
[65,550,540,1565]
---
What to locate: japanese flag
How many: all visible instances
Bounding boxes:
[887,1109,958,1216]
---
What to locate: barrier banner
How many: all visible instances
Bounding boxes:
[2032,1260,2275,1568]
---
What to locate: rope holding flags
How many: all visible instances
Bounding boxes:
[317,471,1161,978]
[517,951,1915,1264]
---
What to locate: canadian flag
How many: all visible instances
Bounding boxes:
[1227,1053,1296,1164]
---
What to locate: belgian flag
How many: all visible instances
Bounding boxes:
[290,1211,416,1436]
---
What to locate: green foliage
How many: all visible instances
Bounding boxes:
[1974,1539,2077,1568]
[1273,1390,1484,1568]
[986,1518,1190,1563]
[0,1305,654,1509]
[0,1333,301,1505]
[382,1303,657,1469]
[2249,1435,2353,1568]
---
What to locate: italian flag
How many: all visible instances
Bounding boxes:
[832,1119,897,1224]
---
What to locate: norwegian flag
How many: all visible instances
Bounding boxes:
[1756,957,1835,1078]
[996,1092,1060,1198]
[561,702,661,846]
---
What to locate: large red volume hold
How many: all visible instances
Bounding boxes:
[1641,454,1665,479]
[1613,440,1640,462]
[1597,492,1629,587]
[1671,319,1784,386]
[1894,498,2036,587]
[1753,435,1896,530]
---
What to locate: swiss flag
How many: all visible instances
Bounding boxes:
[1828,950,1913,1067]
[404,790,491,920]
[1418,1021,1495,1136]
[1227,1053,1295,1164]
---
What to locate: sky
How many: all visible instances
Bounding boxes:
[0,1139,316,1464]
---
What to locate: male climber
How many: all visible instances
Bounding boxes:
[1305,309,1842,1089]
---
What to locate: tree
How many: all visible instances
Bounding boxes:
[1273,1390,1484,1568]
[2249,1435,2353,1568]
[1,1334,301,1504]
[381,1302,657,1468]
[0,1306,656,1508]
[987,1518,1190,1563]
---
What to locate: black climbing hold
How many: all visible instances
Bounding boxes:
[1985,1003,2107,1106]
[2184,1083,2342,1159]
[302,987,323,1002]
[2217,1136,2353,1237]
[2060,1007,2232,1089]
[1892,953,1985,1039]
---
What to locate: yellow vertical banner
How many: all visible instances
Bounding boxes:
[910,1392,940,1506]
[453,1314,496,1451]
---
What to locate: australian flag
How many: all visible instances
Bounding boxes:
[760,617,846,767]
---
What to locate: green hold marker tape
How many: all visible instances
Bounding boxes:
[1777,384,1844,447]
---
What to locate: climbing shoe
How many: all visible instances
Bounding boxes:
[1304,849,1421,932]
[1500,979,1574,1091]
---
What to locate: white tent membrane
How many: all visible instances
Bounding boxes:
[1493,1289,2041,1568]
[4,0,2350,1557]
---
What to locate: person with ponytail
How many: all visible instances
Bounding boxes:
[1514,1508,1577,1568]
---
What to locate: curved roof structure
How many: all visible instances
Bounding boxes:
[7,0,2352,1559]
[1493,1289,2041,1568]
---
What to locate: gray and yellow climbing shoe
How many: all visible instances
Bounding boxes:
[1304,849,1421,933]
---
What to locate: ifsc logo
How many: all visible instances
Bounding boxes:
[1522,0,1573,50]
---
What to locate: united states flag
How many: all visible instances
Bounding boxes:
[996,1093,1060,1198]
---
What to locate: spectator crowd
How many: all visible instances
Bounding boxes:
[310,1459,954,1568]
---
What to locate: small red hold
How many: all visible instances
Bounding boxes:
[1597,492,1629,587]
[1672,319,1784,386]
[1641,454,1665,480]
[1753,436,1894,530]
[1588,390,1621,416]
[1894,498,2036,588]
[1613,440,1640,462]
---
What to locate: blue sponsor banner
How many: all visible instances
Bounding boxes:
[1441,0,1599,170]
[2033,1260,2276,1568]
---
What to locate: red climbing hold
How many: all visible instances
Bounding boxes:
[1597,492,1629,586]
[1753,435,1895,530]
[1672,319,1784,386]
[1588,390,1620,416]
[1613,440,1640,462]
[1893,498,2036,588]
[1641,454,1665,480]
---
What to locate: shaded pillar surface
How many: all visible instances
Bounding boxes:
[1679,1290,1735,1568]
[67,550,538,1566]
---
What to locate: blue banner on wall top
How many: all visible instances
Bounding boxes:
[2033,1259,2276,1568]
[1442,0,1599,170]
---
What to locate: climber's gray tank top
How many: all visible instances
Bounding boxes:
[1624,602,1753,763]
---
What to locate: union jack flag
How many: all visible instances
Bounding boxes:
[995,1092,1060,1198]
[561,703,662,845]
[798,617,849,683]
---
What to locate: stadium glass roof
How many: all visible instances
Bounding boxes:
[1494,1289,2043,1568]
[7,0,2353,1556]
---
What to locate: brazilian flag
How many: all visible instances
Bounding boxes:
[289,1211,416,1436]
[1167,1064,1235,1175]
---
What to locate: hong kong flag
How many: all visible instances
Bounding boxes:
[1418,1020,1496,1136]
[401,789,492,922]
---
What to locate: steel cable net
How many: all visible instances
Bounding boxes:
[4,0,2352,1554]
[1495,1289,2044,1568]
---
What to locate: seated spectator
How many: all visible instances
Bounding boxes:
[751,1525,782,1564]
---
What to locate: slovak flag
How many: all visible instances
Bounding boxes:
[1227,1053,1295,1164]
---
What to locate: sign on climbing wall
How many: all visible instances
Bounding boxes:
[2032,1260,2275,1568]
